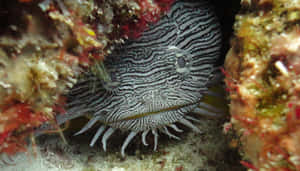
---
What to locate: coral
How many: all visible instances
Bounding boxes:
[0,48,78,155]
[121,0,175,38]
[225,0,300,170]
[0,103,47,155]
[0,0,174,157]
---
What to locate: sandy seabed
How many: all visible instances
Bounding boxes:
[1,117,244,171]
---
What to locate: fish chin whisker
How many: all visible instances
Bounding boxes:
[192,105,224,118]
[141,130,149,146]
[121,131,138,157]
[87,119,203,157]
[101,128,115,152]
[160,126,180,140]
[90,125,106,147]
[184,115,202,123]
[88,127,160,157]
[151,129,159,151]
[198,102,223,113]
[178,118,202,133]
[73,115,102,136]
[168,124,183,133]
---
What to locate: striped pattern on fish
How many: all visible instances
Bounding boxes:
[58,0,222,157]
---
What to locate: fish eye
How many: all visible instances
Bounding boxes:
[177,57,186,68]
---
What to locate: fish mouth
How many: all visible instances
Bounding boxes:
[107,102,198,124]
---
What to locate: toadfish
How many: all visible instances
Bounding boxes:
[57,0,222,157]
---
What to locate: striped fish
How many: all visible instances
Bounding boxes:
[58,0,222,157]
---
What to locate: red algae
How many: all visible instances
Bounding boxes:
[122,0,174,38]
[0,103,49,155]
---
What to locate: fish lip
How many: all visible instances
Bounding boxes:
[108,102,198,123]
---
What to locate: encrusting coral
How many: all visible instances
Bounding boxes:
[225,0,300,170]
[0,0,174,156]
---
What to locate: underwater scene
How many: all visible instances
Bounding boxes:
[0,0,300,170]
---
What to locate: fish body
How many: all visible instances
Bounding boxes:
[60,0,222,156]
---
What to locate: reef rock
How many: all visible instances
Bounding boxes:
[225,0,300,170]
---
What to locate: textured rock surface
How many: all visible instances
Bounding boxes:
[225,0,300,170]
